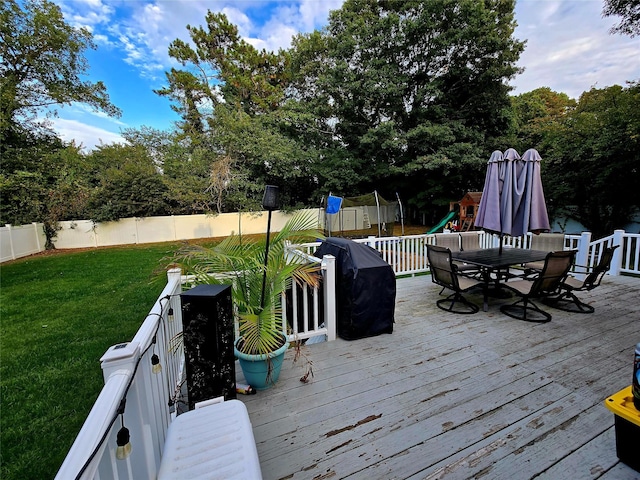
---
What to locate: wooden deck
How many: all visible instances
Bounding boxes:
[237,274,640,480]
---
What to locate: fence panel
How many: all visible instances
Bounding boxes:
[56,220,98,248]
[173,214,213,240]
[95,218,139,246]
[135,216,177,244]
[0,223,45,262]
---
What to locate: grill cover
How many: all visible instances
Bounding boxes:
[315,237,395,340]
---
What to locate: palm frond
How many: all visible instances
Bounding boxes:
[171,210,324,356]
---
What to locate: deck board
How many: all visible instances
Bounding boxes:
[237,274,640,479]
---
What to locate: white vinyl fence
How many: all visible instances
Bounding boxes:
[50,207,371,250]
[0,223,46,262]
[0,206,378,260]
[1,209,330,262]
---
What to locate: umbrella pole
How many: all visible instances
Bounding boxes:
[499,234,504,254]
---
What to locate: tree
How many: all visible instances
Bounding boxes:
[0,0,120,144]
[0,138,90,247]
[157,2,524,217]
[508,87,576,151]
[208,103,320,212]
[0,0,121,246]
[85,144,171,222]
[603,0,640,37]
[290,0,525,215]
[155,11,289,130]
[541,84,640,237]
[157,11,320,211]
[122,127,215,214]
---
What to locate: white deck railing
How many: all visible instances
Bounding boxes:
[295,229,640,277]
[56,229,639,479]
[56,251,337,480]
[283,247,337,342]
[55,269,184,480]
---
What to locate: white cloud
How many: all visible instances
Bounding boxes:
[50,118,125,151]
[545,37,598,64]
[77,0,107,8]
[251,22,300,52]
[57,0,114,29]
[58,0,203,81]
[254,0,343,51]
[67,103,128,126]
[511,0,640,98]
[222,6,254,37]
[298,0,343,30]
[92,33,114,47]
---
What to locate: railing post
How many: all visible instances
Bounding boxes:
[610,229,625,276]
[33,222,42,252]
[101,342,140,382]
[7,224,15,260]
[321,254,337,342]
[574,231,592,280]
[167,267,182,285]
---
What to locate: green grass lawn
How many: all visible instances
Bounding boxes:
[0,244,189,480]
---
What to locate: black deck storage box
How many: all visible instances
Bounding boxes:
[315,237,395,340]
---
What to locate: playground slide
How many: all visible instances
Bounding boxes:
[427,210,457,234]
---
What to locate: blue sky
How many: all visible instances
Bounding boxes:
[48,0,640,151]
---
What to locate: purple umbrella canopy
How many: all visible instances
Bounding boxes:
[474,150,503,233]
[500,148,520,236]
[475,148,550,240]
[515,148,550,236]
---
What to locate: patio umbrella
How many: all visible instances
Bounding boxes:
[512,148,550,236]
[499,147,519,237]
[474,150,503,233]
[475,148,550,252]
[475,148,518,237]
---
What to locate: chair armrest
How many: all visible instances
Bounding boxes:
[567,264,595,277]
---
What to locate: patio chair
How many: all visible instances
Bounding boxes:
[435,233,460,251]
[435,233,480,277]
[427,245,484,314]
[456,232,484,278]
[500,250,575,323]
[459,232,481,252]
[542,245,618,313]
[522,233,566,273]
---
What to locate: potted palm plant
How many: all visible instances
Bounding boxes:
[175,209,324,389]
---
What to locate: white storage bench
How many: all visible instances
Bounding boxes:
[157,399,262,479]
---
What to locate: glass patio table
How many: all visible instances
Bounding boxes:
[451,247,550,311]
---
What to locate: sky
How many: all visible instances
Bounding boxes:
[47,0,640,151]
